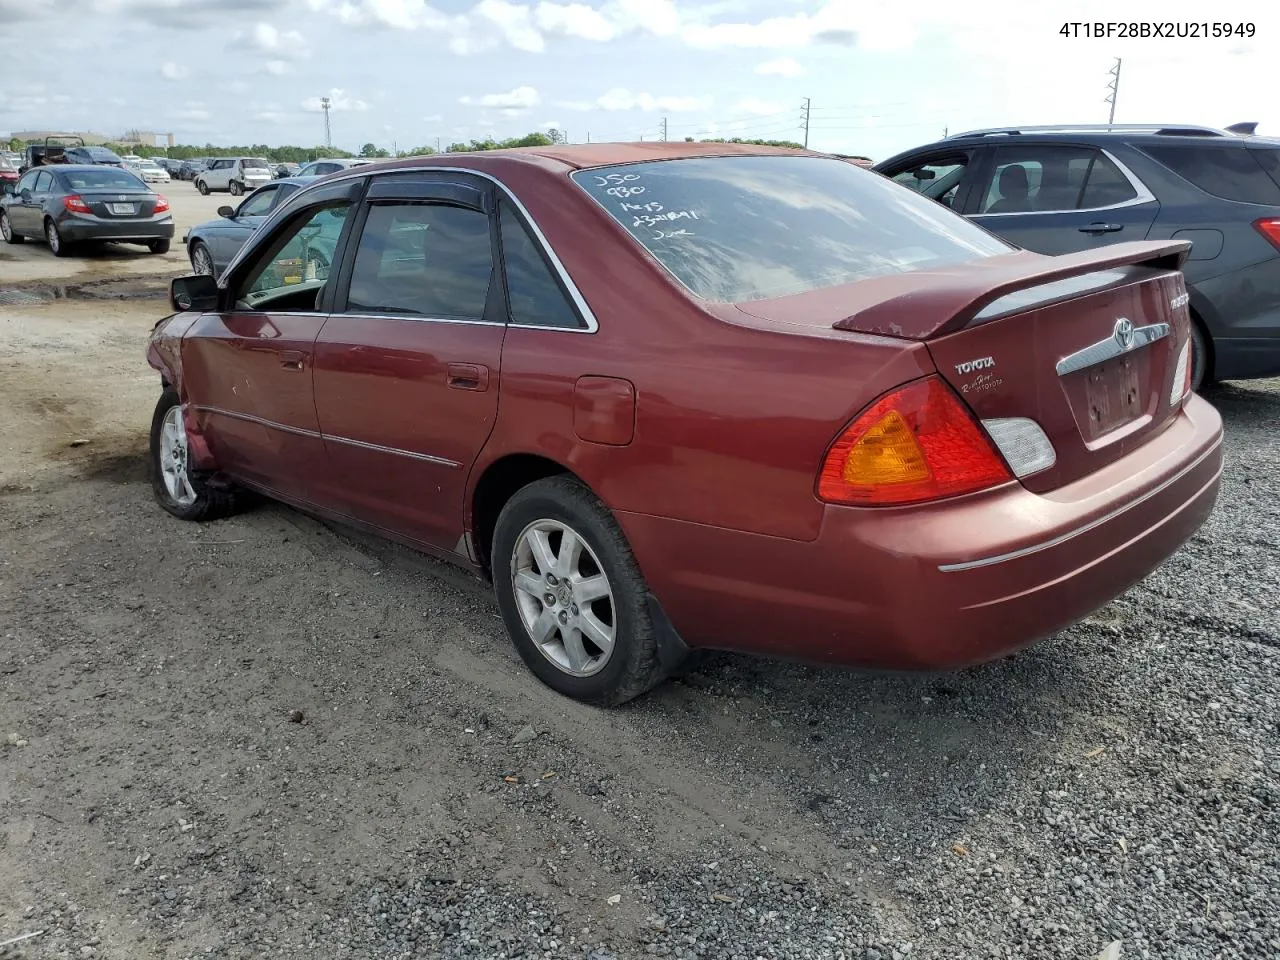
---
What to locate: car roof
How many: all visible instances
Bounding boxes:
[936,126,1280,148]
[345,141,818,174]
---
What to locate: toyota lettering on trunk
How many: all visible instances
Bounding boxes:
[954,356,995,375]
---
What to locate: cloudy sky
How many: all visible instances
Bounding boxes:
[0,0,1272,159]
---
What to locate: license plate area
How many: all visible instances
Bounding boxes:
[109,202,135,215]
[1069,353,1147,442]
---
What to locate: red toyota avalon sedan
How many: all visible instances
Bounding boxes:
[146,143,1223,705]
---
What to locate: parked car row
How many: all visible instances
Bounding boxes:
[148,140,1225,706]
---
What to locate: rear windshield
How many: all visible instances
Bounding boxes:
[58,169,148,190]
[1140,144,1280,205]
[242,158,270,170]
[571,155,1011,302]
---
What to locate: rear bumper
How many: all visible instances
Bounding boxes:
[621,395,1223,669]
[59,216,175,242]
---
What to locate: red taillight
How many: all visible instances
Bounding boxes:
[63,194,92,214]
[818,376,1013,506]
[1255,218,1280,250]
[154,195,170,213]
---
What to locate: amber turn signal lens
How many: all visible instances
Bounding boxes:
[818,376,1013,506]
[839,409,932,487]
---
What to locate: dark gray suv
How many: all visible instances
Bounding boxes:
[875,124,1280,388]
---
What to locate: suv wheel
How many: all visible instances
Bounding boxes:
[229,180,243,196]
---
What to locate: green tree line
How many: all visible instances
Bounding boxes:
[7,130,804,160]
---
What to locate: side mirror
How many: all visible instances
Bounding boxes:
[170,274,220,313]
[914,169,937,181]
[217,205,235,218]
[19,188,31,201]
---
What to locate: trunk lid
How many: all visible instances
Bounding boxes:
[737,239,1194,493]
[80,189,159,219]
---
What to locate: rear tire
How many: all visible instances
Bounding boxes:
[149,388,240,521]
[229,180,243,196]
[196,179,210,196]
[45,218,69,257]
[491,476,667,706]
[1189,321,1213,391]
[148,238,170,255]
[0,212,23,244]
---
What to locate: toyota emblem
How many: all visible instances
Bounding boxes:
[1113,318,1134,350]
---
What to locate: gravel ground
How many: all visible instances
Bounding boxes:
[1,295,1277,960]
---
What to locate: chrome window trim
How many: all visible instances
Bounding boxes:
[937,442,1220,573]
[219,164,599,334]
[195,404,462,468]
[976,148,1157,218]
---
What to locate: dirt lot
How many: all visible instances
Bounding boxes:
[1,271,1278,959]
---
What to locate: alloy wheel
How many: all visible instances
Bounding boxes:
[510,519,616,677]
[158,405,197,507]
[0,214,11,242]
[45,220,60,254]
[192,244,214,276]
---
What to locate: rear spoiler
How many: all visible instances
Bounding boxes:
[832,239,1191,339]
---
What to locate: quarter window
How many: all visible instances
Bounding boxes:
[499,202,582,328]
[1140,144,1280,205]
[344,202,494,320]
[978,146,1139,214]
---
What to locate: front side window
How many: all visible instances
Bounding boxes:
[17,171,40,192]
[571,155,1010,303]
[499,202,582,328]
[237,187,278,218]
[978,146,1139,214]
[344,201,494,320]
[889,156,969,208]
[234,201,352,310]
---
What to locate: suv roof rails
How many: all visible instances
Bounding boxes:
[946,124,1229,139]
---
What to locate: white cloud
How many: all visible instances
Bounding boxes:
[301,88,368,112]
[756,57,805,77]
[159,61,188,80]
[592,88,711,112]
[459,85,540,110]
[473,0,544,51]
[170,100,211,122]
[249,22,310,58]
[263,59,289,75]
[533,0,616,41]
[731,98,789,116]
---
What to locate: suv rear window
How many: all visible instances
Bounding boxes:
[242,158,270,170]
[1141,144,1280,204]
[571,155,1011,302]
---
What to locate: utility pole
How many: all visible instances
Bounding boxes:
[1106,58,1122,124]
[586,131,591,143]
[801,97,811,148]
[320,96,332,149]
[661,117,668,141]
[436,136,441,153]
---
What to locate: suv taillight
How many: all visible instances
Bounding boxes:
[1254,218,1280,250]
[818,376,1013,506]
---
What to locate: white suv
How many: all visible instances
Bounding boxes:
[195,157,274,196]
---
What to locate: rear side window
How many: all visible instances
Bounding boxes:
[571,155,1010,302]
[1246,147,1280,191]
[1141,144,1280,204]
[978,145,1139,214]
[344,202,494,319]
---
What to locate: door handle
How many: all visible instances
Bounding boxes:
[1079,222,1124,234]
[447,362,489,391]
[280,350,305,370]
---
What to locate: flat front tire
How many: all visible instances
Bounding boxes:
[492,476,666,705]
[149,388,239,521]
